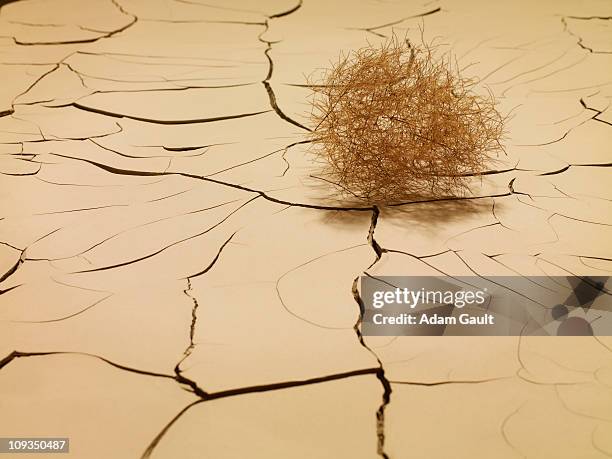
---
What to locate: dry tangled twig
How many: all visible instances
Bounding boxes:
[308,36,506,204]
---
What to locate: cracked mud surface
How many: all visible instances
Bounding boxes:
[0,0,611,458]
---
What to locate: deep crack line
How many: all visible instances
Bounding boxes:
[140,367,382,459]
[0,248,24,284]
[368,205,384,266]
[0,350,176,379]
[268,0,302,19]
[259,14,312,132]
[71,102,272,125]
[561,16,612,55]
[47,151,376,211]
[10,0,138,46]
[181,277,198,359]
[352,205,392,459]
[352,277,392,459]
[580,97,612,128]
[173,233,244,406]
[0,227,61,286]
[174,232,239,391]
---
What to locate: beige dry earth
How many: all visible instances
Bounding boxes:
[0,0,611,458]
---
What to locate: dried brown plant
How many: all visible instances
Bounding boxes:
[308,36,506,204]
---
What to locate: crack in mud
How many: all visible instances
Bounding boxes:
[349,7,442,38]
[562,16,612,54]
[259,11,312,132]
[10,0,137,46]
[350,205,393,459]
